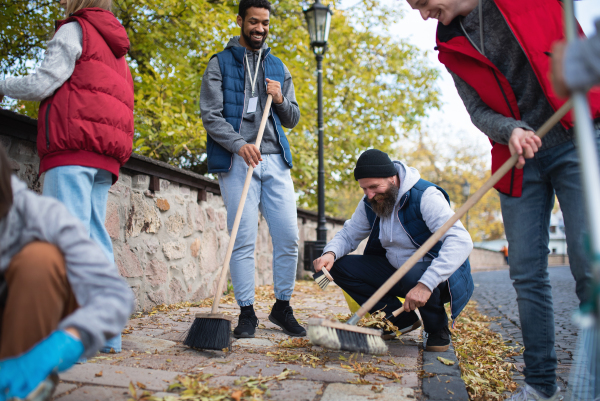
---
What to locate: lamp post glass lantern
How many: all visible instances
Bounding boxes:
[302,0,332,271]
[303,0,332,54]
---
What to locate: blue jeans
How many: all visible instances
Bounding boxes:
[43,166,121,353]
[218,154,299,307]
[500,132,600,397]
[330,256,449,333]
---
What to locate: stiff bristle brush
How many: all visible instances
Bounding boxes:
[184,95,273,350]
[313,268,334,290]
[308,101,573,354]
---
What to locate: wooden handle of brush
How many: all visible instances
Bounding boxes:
[387,305,405,319]
[353,100,572,320]
[211,95,273,314]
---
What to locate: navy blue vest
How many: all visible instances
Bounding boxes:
[363,179,474,320]
[206,46,293,173]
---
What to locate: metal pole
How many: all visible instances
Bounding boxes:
[316,53,327,242]
[563,0,600,306]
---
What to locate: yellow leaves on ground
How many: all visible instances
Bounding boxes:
[129,370,297,401]
[451,301,521,400]
[276,338,311,348]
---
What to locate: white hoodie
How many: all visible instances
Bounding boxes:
[323,161,473,291]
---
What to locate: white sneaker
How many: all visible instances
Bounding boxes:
[508,384,563,401]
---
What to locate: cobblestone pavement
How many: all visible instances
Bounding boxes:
[471,266,580,392]
[52,281,427,401]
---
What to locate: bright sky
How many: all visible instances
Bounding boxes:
[374,0,600,148]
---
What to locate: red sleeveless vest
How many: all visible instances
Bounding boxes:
[37,8,134,183]
[436,0,600,197]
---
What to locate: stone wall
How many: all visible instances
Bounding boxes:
[0,109,347,312]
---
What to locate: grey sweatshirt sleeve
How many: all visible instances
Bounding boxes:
[448,69,534,145]
[323,200,372,258]
[564,20,600,92]
[271,64,300,129]
[0,22,82,101]
[417,188,473,292]
[200,57,247,155]
[23,191,134,358]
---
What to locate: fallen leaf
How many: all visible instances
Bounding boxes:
[231,390,243,401]
[95,371,103,377]
[437,356,455,366]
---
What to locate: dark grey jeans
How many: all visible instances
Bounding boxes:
[499,129,600,397]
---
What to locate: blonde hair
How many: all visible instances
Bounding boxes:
[66,0,112,16]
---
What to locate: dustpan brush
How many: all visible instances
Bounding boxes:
[184,95,273,350]
[309,101,573,355]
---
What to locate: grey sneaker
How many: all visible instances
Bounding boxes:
[508,385,563,401]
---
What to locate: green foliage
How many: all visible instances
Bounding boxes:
[0,0,439,210]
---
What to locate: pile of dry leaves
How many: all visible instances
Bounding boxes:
[451,301,522,400]
[129,370,297,401]
[335,310,400,334]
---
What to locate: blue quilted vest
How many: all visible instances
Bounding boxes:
[363,179,474,320]
[206,46,293,173]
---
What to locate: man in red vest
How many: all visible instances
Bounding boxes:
[406,0,600,399]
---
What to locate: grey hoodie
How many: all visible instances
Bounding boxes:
[564,19,600,92]
[0,177,134,358]
[323,162,473,292]
[200,36,300,155]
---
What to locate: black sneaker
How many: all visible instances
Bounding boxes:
[423,325,451,352]
[233,310,259,338]
[268,305,306,337]
[382,311,422,340]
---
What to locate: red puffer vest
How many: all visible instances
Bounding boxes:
[37,8,134,183]
[436,0,600,197]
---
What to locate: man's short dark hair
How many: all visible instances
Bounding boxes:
[238,0,272,19]
[0,145,13,219]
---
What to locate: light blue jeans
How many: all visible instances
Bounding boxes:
[43,165,121,353]
[218,153,299,307]
[500,129,600,397]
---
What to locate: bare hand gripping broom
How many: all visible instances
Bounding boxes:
[308,100,573,355]
[184,95,273,350]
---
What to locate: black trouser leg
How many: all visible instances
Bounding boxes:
[329,255,448,333]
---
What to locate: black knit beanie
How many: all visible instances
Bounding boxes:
[353,149,397,181]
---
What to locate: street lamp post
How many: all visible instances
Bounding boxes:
[462,179,471,231]
[302,0,332,270]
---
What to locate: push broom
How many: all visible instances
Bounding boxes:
[308,100,574,355]
[559,1,600,399]
[184,95,273,350]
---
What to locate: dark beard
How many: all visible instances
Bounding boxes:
[369,182,399,218]
[242,27,267,50]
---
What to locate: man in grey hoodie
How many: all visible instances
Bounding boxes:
[0,146,133,400]
[313,150,474,353]
[200,0,303,338]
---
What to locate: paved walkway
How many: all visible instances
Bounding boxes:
[52,281,425,401]
[472,266,580,391]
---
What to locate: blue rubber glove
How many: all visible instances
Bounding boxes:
[0,330,84,401]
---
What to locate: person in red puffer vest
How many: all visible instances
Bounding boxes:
[405,0,600,400]
[0,0,133,355]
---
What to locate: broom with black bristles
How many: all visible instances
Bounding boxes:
[184,95,273,350]
[308,101,574,354]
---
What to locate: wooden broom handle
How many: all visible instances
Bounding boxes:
[211,95,273,314]
[351,99,573,322]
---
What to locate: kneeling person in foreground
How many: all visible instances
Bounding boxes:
[0,147,134,399]
[313,149,474,352]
